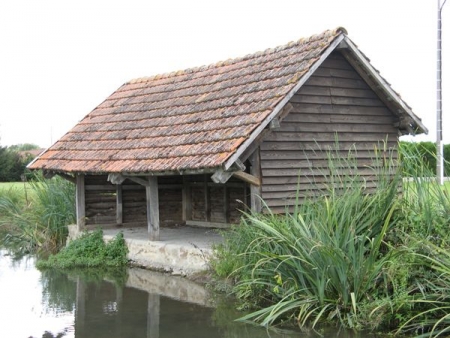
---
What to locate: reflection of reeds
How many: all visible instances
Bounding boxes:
[0,173,75,254]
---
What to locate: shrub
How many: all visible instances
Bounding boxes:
[36,229,128,269]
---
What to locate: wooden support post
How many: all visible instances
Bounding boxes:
[204,176,211,222]
[146,177,160,241]
[223,186,229,223]
[147,293,160,338]
[250,150,262,213]
[182,176,192,222]
[75,174,85,231]
[116,184,123,225]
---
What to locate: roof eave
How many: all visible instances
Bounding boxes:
[342,36,428,135]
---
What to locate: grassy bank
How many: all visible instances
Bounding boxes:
[212,145,450,336]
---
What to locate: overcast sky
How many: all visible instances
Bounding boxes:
[0,0,448,148]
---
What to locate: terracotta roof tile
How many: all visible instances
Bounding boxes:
[30,28,346,174]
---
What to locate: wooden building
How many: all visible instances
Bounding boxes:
[28,28,427,240]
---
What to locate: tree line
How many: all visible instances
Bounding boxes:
[400,141,450,176]
[0,144,41,182]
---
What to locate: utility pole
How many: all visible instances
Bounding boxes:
[437,0,447,185]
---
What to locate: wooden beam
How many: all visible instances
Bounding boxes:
[56,172,76,183]
[127,176,150,187]
[223,186,229,223]
[205,176,211,222]
[182,176,192,222]
[146,177,160,241]
[232,171,261,186]
[75,174,85,231]
[249,150,262,213]
[269,117,280,129]
[211,169,234,184]
[116,184,123,225]
[108,173,126,185]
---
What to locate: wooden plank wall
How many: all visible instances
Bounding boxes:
[186,175,248,224]
[158,176,183,226]
[84,174,248,227]
[85,175,116,225]
[84,175,184,227]
[260,51,399,213]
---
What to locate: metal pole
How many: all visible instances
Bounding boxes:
[437,0,447,185]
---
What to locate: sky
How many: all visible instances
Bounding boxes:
[0,0,448,148]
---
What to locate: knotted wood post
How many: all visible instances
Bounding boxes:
[75,173,85,231]
[146,176,160,241]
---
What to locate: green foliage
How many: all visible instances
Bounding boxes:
[8,143,40,152]
[400,141,450,176]
[0,146,25,182]
[398,143,450,246]
[0,172,75,253]
[36,229,128,269]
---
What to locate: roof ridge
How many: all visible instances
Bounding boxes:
[127,27,346,85]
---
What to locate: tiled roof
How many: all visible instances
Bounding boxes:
[30,27,425,174]
[30,28,346,174]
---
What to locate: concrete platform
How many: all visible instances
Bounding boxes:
[81,225,224,276]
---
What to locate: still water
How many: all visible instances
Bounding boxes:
[0,250,380,338]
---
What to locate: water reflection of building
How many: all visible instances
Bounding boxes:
[74,268,214,338]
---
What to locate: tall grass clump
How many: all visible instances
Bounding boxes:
[394,240,450,337]
[213,146,409,330]
[398,143,450,246]
[0,173,75,254]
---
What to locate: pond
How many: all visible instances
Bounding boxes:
[0,250,381,338]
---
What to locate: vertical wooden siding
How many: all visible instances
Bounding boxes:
[260,52,399,213]
[84,175,183,227]
[186,175,247,224]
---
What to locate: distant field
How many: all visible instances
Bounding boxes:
[0,182,28,191]
[0,182,32,202]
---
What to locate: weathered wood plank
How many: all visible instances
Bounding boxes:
[283,113,396,125]
[289,103,392,116]
[232,171,260,186]
[262,180,380,193]
[264,132,398,142]
[249,150,262,213]
[305,76,369,89]
[312,67,362,79]
[320,57,354,70]
[297,85,378,99]
[260,140,397,151]
[146,177,159,241]
[260,149,398,160]
[290,94,384,107]
[261,167,377,177]
[260,158,376,169]
[277,123,397,134]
